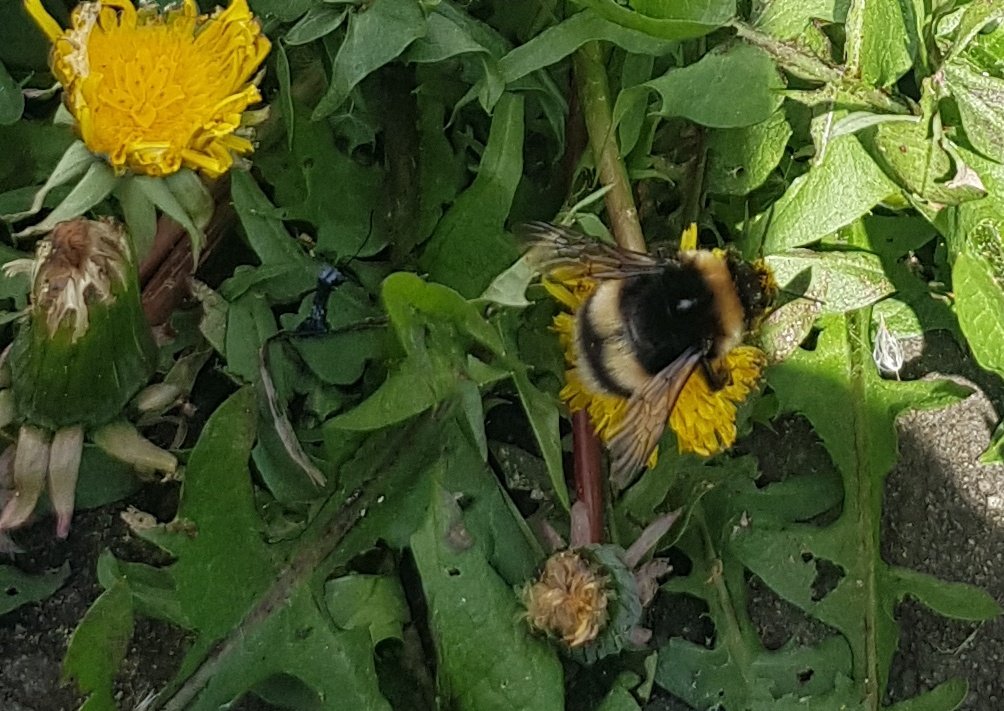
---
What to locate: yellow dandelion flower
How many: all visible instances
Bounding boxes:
[546,263,766,462]
[523,550,609,647]
[24,0,270,178]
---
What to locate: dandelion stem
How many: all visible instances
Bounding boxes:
[572,42,646,252]
[570,40,648,542]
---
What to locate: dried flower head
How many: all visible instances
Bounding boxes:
[523,550,609,647]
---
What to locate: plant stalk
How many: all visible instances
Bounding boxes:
[573,42,646,253]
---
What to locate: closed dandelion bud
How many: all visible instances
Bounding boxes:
[5,218,157,430]
[523,545,643,662]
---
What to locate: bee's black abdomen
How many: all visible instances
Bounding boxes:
[620,266,718,375]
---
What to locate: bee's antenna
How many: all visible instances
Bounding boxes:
[780,288,826,305]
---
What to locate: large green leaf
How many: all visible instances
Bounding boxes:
[62,582,134,711]
[616,43,785,131]
[128,389,390,709]
[574,0,735,40]
[411,486,564,710]
[312,0,427,119]
[419,93,524,297]
[759,135,899,253]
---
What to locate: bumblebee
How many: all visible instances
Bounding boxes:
[525,222,776,480]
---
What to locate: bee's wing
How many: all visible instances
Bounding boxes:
[521,222,667,279]
[608,349,703,489]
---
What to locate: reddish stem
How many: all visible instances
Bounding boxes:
[139,179,233,326]
[572,410,604,545]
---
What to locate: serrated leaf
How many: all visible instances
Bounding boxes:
[759,135,898,253]
[137,388,269,637]
[411,487,564,711]
[616,43,784,130]
[131,388,391,709]
[574,0,735,41]
[755,311,976,702]
[419,93,522,297]
[312,0,426,119]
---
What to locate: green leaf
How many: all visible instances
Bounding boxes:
[0,59,24,125]
[952,250,1004,378]
[419,93,523,297]
[257,102,387,260]
[411,487,564,711]
[756,312,974,701]
[326,574,410,645]
[759,135,898,253]
[138,388,269,637]
[224,293,277,382]
[404,10,490,63]
[230,170,311,267]
[0,562,69,615]
[617,43,784,130]
[1,136,88,219]
[497,10,675,86]
[844,0,914,87]
[889,567,1001,621]
[943,61,1004,165]
[705,110,792,195]
[284,4,348,45]
[132,388,391,709]
[62,582,134,711]
[574,0,735,41]
[312,0,427,119]
[186,586,389,711]
[752,0,849,39]
[765,249,895,312]
[886,678,968,711]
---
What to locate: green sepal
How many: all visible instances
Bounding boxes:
[9,248,156,430]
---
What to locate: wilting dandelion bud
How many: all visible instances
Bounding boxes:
[5,218,157,430]
[523,544,648,662]
[523,550,610,648]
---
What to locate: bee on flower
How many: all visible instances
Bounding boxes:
[525,222,775,487]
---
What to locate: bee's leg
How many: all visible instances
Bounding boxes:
[700,357,731,391]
